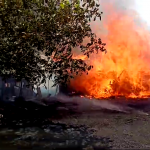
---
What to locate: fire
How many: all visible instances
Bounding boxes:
[72,55,87,60]
[70,2,150,99]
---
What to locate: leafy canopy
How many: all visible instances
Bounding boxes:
[0,0,106,87]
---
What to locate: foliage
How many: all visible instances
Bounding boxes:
[0,0,106,87]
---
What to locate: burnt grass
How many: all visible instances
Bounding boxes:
[0,98,113,150]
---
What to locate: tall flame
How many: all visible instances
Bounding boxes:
[70,1,150,99]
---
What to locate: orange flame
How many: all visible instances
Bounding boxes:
[70,2,150,99]
[72,55,87,60]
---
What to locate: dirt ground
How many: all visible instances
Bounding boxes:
[54,110,150,149]
[1,97,150,149]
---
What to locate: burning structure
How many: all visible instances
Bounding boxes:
[67,0,150,99]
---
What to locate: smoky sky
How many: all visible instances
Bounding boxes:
[99,0,136,13]
[73,0,142,55]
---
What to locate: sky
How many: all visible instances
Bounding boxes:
[135,0,150,25]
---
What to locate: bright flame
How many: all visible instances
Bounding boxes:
[70,2,150,99]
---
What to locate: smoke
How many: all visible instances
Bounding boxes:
[55,94,129,113]
[73,0,140,55]
[48,93,149,115]
[99,0,136,11]
[91,0,140,38]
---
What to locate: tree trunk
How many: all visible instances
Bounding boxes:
[37,87,42,99]
[55,84,59,95]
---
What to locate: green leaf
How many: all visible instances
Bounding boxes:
[60,3,65,9]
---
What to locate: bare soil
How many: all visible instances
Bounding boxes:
[55,111,150,149]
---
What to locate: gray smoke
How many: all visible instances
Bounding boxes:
[54,94,129,113]
[91,0,139,34]
[46,93,149,115]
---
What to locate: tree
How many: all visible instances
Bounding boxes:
[0,0,46,87]
[0,0,106,88]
